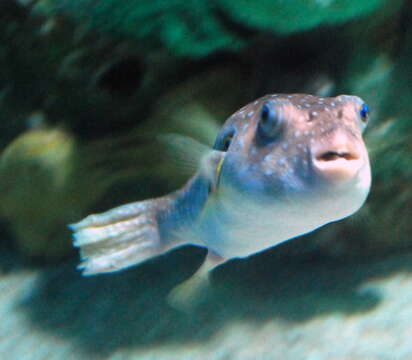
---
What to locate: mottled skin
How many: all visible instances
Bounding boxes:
[71,93,371,307]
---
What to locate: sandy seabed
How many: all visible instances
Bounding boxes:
[0,244,411,360]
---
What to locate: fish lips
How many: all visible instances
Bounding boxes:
[311,144,369,184]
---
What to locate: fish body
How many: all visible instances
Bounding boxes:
[71,94,371,306]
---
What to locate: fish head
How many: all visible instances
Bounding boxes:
[213,94,371,221]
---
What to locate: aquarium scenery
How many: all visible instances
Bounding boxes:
[1,0,412,359]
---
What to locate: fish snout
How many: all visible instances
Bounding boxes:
[311,132,366,183]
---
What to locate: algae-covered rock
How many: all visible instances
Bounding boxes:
[0,127,100,258]
[0,1,174,141]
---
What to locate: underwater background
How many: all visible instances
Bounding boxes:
[1,0,412,358]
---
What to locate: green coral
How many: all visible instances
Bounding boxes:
[218,0,392,34]
[37,0,394,57]
[36,0,245,57]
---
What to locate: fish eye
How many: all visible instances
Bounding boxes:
[213,126,235,152]
[360,103,369,123]
[222,136,232,151]
[257,102,283,141]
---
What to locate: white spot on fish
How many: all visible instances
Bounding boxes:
[264,168,275,176]
[282,142,289,150]
[330,102,336,107]
[247,111,254,118]
[277,158,286,166]
[304,103,311,108]
[311,111,319,118]
[294,131,301,138]
[264,153,275,163]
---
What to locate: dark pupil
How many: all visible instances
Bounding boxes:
[214,127,235,151]
[223,137,232,151]
[261,104,270,122]
[360,104,369,120]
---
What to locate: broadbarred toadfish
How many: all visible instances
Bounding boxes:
[70,94,371,307]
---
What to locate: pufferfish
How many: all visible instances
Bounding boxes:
[70,94,371,308]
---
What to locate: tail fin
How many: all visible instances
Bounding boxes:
[70,200,164,275]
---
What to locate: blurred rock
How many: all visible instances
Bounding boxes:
[0,126,159,259]
[0,1,183,140]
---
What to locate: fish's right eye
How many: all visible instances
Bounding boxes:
[258,102,283,141]
[213,126,235,152]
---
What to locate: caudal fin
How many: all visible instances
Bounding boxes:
[70,200,164,275]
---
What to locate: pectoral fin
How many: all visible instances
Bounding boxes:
[167,252,224,311]
[158,134,212,176]
[159,133,225,189]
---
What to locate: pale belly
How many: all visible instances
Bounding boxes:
[198,199,325,258]
[195,181,369,259]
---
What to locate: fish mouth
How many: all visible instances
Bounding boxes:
[312,147,364,182]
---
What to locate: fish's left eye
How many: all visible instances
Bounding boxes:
[360,103,369,123]
[213,126,235,152]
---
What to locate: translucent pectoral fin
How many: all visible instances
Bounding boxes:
[158,133,212,176]
[70,200,166,275]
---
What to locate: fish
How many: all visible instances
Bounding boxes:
[70,93,371,309]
